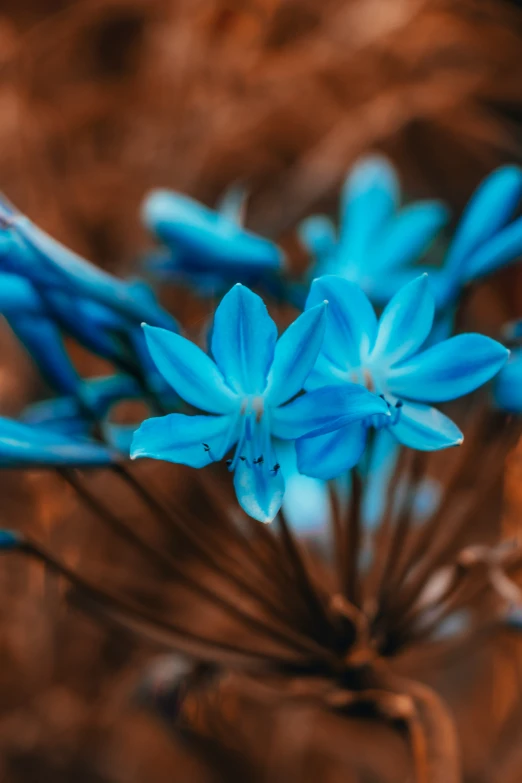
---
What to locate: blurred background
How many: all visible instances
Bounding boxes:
[1,1,522,781]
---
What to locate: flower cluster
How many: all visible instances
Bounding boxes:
[0,155,522,783]
[0,156,519,524]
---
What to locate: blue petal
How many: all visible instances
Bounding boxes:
[211,284,277,395]
[142,325,239,414]
[131,413,238,467]
[43,290,131,363]
[272,384,390,439]
[298,216,337,261]
[233,453,285,523]
[0,273,43,314]
[446,165,522,277]
[463,216,522,281]
[391,402,463,450]
[305,275,377,367]
[494,351,522,413]
[0,418,116,467]
[143,190,283,275]
[371,275,434,365]
[14,216,177,329]
[302,353,349,392]
[388,334,509,402]
[296,421,368,480]
[265,302,327,406]
[130,328,178,406]
[373,201,448,271]
[9,315,80,396]
[339,156,399,262]
[22,397,87,436]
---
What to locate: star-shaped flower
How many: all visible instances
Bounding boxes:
[131,283,388,522]
[299,159,522,315]
[295,274,509,479]
[298,156,448,305]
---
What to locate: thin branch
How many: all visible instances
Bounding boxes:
[61,468,333,661]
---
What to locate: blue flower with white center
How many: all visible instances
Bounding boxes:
[142,187,284,289]
[298,156,448,306]
[131,283,388,523]
[295,274,509,480]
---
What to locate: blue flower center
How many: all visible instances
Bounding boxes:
[225,396,279,476]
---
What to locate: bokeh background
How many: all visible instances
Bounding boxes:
[1,1,522,781]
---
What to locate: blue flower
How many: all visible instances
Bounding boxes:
[298,156,448,305]
[0,201,180,405]
[142,187,284,288]
[299,159,522,314]
[131,283,388,522]
[0,416,117,467]
[0,197,177,331]
[295,274,509,479]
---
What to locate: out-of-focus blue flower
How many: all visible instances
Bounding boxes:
[493,347,522,413]
[142,187,284,289]
[298,156,448,305]
[299,159,522,313]
[131,283,388,522]
[295,274,508,480]
[0,269,172,411]
[0,198,177,331]
[0,202,179,404]
[0,416,117,467]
